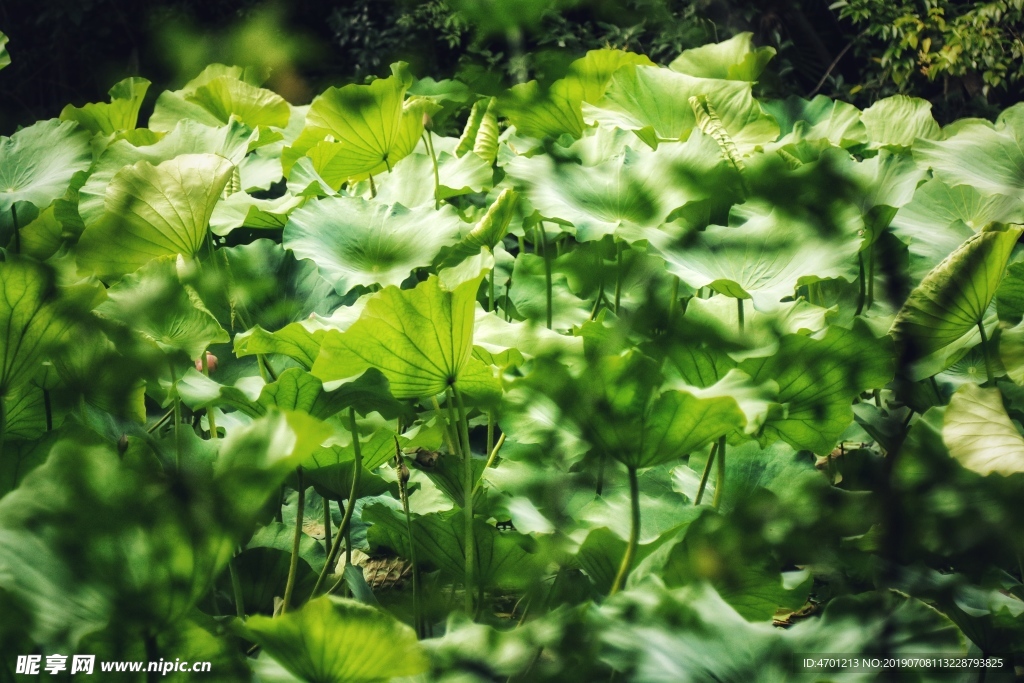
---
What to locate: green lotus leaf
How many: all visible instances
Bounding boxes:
[179,366,404,421]
[499,49,654,140]
[559,350,753,468]
[669,32,775,82]
[659,516,809,620]
[656,207,859,307]
[312,251,495,399]
[244,596,427,683]
[185,75,290,129]
[365,505,541,590]
[860,95,941,148]
[370,147,491,208]
[997,261,1024,324]
[77,119,254,227]
[283,63,427,184]
[583,64,779,150]
[234,324,324,370]
[59,77,151,135]
[890,226,1022,361]
[913,104,1024,197]
[740,321,895,454]
[0,259,72,396]
[149,63,269,131]
[764,95,866,148]
[284,196,464,293]
[508,253,592,330]
[456,96,500,164]
[943,384,1024,476]
[95,257,228,359]
[505,137,713,242]
[209,192,302,236]
[892,179,1023,282]
[0,119,91,214]
[2,384,47,441]
[77,153,234,279]
[682,296,832,354]
[0,31,9,71]
[17,204,64,261]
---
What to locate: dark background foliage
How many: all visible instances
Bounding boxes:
[1,0,1022,134]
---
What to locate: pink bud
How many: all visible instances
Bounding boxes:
[195,352,219,374]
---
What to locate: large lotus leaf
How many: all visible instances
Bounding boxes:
[94,257,228,359]
[764,95,867,148]
[669,32,775,82]
[148,63,269,131]
[499,50,654,140]
[245,596,426,682]
[209,192,302,236]
[456,96,500,163]
[371,148,491,208]
[284,196,464,293]
[312,252,497,399]
[0,260,71,395]
[740,321,895,454]
[0,412,325,647]
[2,384,47,441]
[508,253,592,330]
[682,296,831,355]
[365,505,540,590]
[77,118,253,227]
[890,227,1022,361]
[441,188,519,268]
[506,148,673,243]
[583,65,779,150]
[77,153,234,279]
[0,119,91,214]
[59,77,151,135]
[997,261,1024,324]
[185,75,290,129]
[283,63,425,183]
[943,384,1024,476]
[233,300,367,369]
[188,239,344,335]
[860,95,941,148]
[913,105,1024,197]
[179,366,404,421]
[656,208,858,307]
[892,179,1023,282]
[659,523,809,621]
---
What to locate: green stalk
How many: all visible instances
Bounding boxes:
[608,466,640,595]
[310,408,363,597]
[595,453,606,496]
[539,223,553,329]
[736,298,745,333]
[282,467,304,613]
[201,352,218,440]
[590,281,605,320]
[173,392,182,469]
[431,395,458,456]
[855,251,866,316]
[486,412,495,462]
[368,173,377,199]
[694,441,718,506]
[228,554,245,619]
[452,386,476,616]
[712,437,727,509]
[473,432,506,496]
[395,445,422,637]
[614,240,623,314]
[488,269,495,313]
[978,320,994,385]
[423,132,441,210]
[506,277,514,322]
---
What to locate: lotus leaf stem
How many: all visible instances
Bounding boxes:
[608,465,639,595]
[282,467,304,613]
